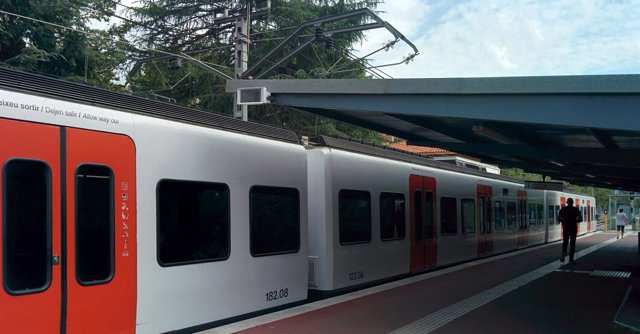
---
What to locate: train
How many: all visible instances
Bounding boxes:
[0,68,596,334]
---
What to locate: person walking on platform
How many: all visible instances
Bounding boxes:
[558,198,582,264]
[615,208,628,239]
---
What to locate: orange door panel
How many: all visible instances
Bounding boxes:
[65,128,136,334]
[0,118,62,333]
[410,175,437,273]
[517,191,528,248]
[477,185,493,257]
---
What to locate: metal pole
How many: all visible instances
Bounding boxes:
[234,15,249,121]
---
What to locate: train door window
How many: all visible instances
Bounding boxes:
[507,201,516,231]
[425,192,434,240]
[494,201,506,231]
[380,192,405,241]
[413,191,423,242]
[461,198,475,234]
[440,197,457,236]
[3,159,52,294]
[518,199,527,230]
[250,186,300,256]
[339,189,371,244]
[75,165,114,285]
[555,205,561,225]
[157,180,230,266]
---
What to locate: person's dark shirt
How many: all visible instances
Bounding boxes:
[559,205,582,231]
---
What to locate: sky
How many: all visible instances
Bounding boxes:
[112,0,640,79]
[356,0,640,78]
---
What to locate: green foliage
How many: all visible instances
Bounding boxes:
[0,0,127,89]
[125,0,385,142]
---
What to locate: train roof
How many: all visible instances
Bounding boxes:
[307,135,526,185]
[0,67,299,144]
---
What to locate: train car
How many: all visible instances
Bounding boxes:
[0,68,308,333]
[305,136,597,295]
[0,68,597,333]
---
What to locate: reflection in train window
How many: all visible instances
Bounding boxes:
[461,198,475,233]
[250,186,300,256]
[380,192,405,241]
[3,159,52,294]
[441,197,457,235]
[495,201,506,230]
[157,180,230,266]
[555,206,561,225]
[76,164,114,285]
[339,189,371,244]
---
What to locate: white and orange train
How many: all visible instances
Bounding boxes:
[0,68,596,333]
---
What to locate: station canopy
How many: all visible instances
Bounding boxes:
[227,75,640,191]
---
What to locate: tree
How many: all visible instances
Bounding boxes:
[0,0,128,89]
[124,0,386,141]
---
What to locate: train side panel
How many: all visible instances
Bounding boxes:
[133,116,308,333]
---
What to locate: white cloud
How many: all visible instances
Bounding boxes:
[358,0,640,78]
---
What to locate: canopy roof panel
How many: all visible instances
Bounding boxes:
[228,75,640,191]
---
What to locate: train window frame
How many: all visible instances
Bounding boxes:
[75,164,115,286]
[380,192,405,241]
[2,159,52,295]
[249,185,301,257]
[156,179,231,267]
[494,200,506,231]
[440,197,458,236]
[339,189,372,245]
[461,198,475,234]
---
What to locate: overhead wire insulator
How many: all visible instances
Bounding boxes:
[325,36,334,49]
[315,25,324,40]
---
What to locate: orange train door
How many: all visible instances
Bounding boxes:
[65,128,137,334]
[0,118,137,334]
[1,119,62,333]
[477,185,493,257]
[410,175,437,273]
[517,190,528,248]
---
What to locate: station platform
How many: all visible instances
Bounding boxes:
[202,232,640,334]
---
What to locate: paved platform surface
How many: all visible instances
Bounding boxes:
[203,232,640,334]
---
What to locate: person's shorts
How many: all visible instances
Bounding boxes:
[617,225,625,232]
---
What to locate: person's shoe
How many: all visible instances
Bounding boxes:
[560,256,565,263]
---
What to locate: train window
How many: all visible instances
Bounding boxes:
[536,204,544,226]
[75,165,114,285]
[425,192,434,240]
[414,191,423,242]
[507,201,516,231]
[157,180,230,266]
[250,186,300,256]
[380,192,405,241]
[461,199,475,233]
[528,203,537,226]
[495,201,506,230]
[440,197,457,235]
[3,159,52,294]
[339,189,371,244]
[555,205,560,225]
[547,205,555,225]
